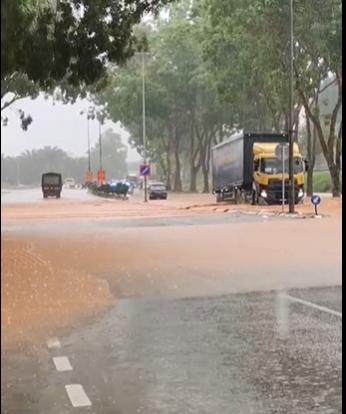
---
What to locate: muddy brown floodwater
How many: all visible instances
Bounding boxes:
[1,190,341,349]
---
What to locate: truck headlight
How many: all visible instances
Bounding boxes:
[260,189,267,198]
[298,188,304,197]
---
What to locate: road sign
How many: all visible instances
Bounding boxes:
[311,195,321,205]
[140,164,151,176]
[97,169,106,185]
[84,170,93,184]
[275,143,289,161]
[311,194,321,215]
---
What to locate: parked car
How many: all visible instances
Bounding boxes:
[148,182,167,200]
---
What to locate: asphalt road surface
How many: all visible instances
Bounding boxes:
[1,287,341,414]
[1,189,342,414]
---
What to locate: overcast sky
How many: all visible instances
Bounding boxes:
[1,96,141,162]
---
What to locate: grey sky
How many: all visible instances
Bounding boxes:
[1,96,141,162]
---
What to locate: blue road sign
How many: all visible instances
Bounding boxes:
[311,195,321,205]
[140,164,150,176]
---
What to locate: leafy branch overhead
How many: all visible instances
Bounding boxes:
[1,0,173,128]
[1,0,173,87]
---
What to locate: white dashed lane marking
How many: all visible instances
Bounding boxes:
[47,337,61,349]
[65,384,92,407]
[283,294,342,318]
[53,356,73,372]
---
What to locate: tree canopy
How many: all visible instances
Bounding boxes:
[2,0,341,196]
[1,0,173,87]
[93,0,341,195]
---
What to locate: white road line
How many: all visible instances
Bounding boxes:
[52,356,73,372]
[283,294,342,318]
[65,384,92,407]
[47,337,61,349]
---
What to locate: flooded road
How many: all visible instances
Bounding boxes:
[1,187,95,204]
[1,189,342,413]
[2,287,341,414]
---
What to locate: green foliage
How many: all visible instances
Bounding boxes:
[2,0,341,198]
[199,0,342,195]
[89,0,341,195]
[90,128,128,180]
[94,5,232,191]
[199,0,289,131]
[1,0,174,129]
[307,170,342,194]
[1,0,174,87]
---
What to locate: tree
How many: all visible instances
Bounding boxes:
[199,0,290,133]
[2,0,174,86]
[94,3,231,192]
[90,129,128,180]
[1,73,39,129]
[200,0,342,196]
[1,0,174,128]
[293,0,342,196]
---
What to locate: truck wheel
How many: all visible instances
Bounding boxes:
[251,190,258,205]
[43,193,47,199]
[56,194,60,199]
[235,189,241,204]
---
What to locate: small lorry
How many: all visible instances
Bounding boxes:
[42,172,62,199]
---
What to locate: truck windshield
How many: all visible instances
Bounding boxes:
[43,175,60,185]
[260,158,304,174]
[151,185,166,191]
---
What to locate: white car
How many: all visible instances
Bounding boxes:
[64,178,76,189]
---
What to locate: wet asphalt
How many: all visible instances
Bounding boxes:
[1,286,341,414]
[1,189,341,413]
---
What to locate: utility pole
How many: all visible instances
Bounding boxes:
[288,0,295,213]
[141,52,148,203]
[135,51,151,201]
[87,116,91,172]
[16,158,20,187]
[97,120,105,186]
[81,108,95,186]
[99,121,102,171]
[1,157,4,186]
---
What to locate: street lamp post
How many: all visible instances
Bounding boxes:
[97,120,106,186]
[141,52,148,202]
[288,0,295,213]
[16,158,20,187]
[87,116,91,172]
[99,121,102,171]
[136,52,151,202]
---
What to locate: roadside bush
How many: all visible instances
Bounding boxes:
[309,171,342,194]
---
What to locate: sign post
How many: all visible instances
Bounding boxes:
[275,143,289,212]
[282,145,285,212]
[140,164,151,202]
[311,194,321,215]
